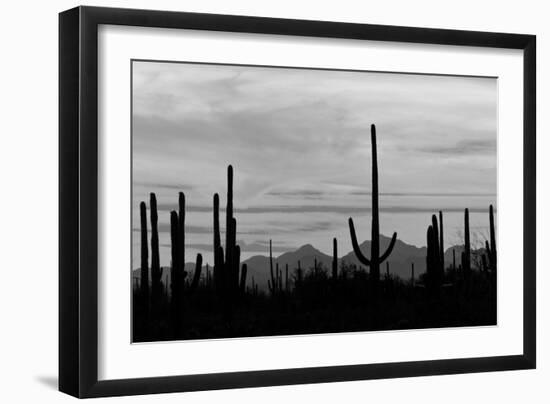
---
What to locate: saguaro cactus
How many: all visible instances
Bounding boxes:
[349,124,397,285]
[269,239,276,294]
[139,201,149,308]
[332,237,338,281]
[485,205,497,273]
[169,193,203,333]
[178,193,186,278]
[170,211,181,330]
[439,210,444,274]
[212,165,246,300]
[462,208,471,277]
[432,214,443,282]
[426,225,437,291]
[425,214,445,292]
[213,193,221,291]
[150,193,163,306]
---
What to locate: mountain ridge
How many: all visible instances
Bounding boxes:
[133,235,485,291]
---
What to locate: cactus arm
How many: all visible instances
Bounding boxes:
[348,217,371,266]
[379,232,397,264]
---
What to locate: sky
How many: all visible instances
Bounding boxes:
[131,60,497,268]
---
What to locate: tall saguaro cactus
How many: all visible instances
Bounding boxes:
[439,210,444,275]
[178,193,186,278]
[332,237,338,281]
[348,124,397,285]
[139,202,149,309]
[213,165,247,301]
[149,193,163,311]
[462,208,471,277]
[213,193,221,291]
[170,211,181,331]
[485,204,497,273]
[426,214,443,291]
[269,239,276,294]
[169,193,203,334]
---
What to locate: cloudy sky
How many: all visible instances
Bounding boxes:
[132,60,497,268]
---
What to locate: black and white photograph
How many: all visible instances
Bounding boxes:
[131,60,498,342]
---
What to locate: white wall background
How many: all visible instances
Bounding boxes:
[0,0,546,402]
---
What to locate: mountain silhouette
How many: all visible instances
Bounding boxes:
[132,236,485,292]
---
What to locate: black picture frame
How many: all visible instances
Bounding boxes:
[59,5,536,398]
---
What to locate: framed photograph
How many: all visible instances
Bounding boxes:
[59,6,536,398]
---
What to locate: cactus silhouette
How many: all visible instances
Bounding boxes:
[485,205,497,273]
[178,193,186,278]
[269,239,276,294]
[462,208,471,277]
[438,211,444,274]
[139,201,149,319]
[212,166,246,301]
[348,124,397,285]
[426,225,436,291]
[168,193,203,334]
[149,193,163,312]
[170,211,181,332]
[426,214,443,292]
[332,237,338,281]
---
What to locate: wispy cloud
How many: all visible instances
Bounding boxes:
[152,203,492,215]
[134,181,194,191]
[184,240,293,253]
[416,139,496,156]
